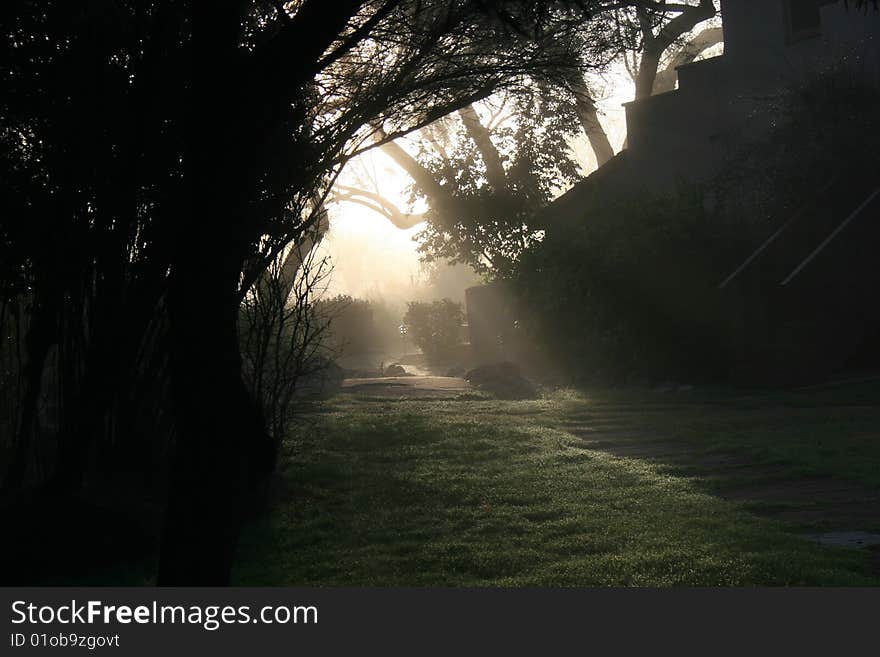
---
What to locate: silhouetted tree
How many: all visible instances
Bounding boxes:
[1,0,603,584]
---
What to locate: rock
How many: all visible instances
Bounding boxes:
[464,362,538,400]
[383,363,407,377]
[296,361,345,398]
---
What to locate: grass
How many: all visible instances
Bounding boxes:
[552,384,880,489]
[231,386,880,586]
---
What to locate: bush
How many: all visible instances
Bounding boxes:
[239,247,338,443]
[464,362,537,399]
[402,299,464,362]
[515,185,744,382]
[313,295,403,356]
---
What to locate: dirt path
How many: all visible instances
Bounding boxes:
[341,375,472,398]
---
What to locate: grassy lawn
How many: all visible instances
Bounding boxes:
[232,386,880,586]
[557,382,880,490]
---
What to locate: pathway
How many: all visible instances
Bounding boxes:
[341,375,472,398]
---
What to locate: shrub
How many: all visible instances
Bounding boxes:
[313,295,402,356]
[239,245,339,444]
[515,185,741,382]
[402,299,464,362]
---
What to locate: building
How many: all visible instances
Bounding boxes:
[528,0,880,383]
[587,0,879,192]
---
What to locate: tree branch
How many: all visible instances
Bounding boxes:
[371,125,462,215]
[652,25,723,94]
[563,64,615,167]
[634,0,717,98]
[331,184,427,229]
[458,104,508,193]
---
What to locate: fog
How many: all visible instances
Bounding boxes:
[317,144,482,315]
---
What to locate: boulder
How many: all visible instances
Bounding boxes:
[383,363,407,377]
[464,362,538,400]
[296,360,345,398]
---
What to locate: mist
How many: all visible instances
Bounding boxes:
[317,204,481,312]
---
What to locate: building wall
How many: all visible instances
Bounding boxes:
[723,0,879,84]
[623,0,880,187]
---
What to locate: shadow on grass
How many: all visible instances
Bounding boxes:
[232,393,879,586]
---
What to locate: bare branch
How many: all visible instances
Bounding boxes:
[653,25,723,94]
[331,184,427,229]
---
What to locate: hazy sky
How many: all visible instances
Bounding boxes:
[316,202,427,301]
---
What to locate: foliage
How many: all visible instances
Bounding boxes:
[402,298,465,361]
[313,295,403,356]
[414,85,583,278]
[515,184,742,382]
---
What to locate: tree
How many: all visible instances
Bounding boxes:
[625,0,719,99]
[415,90,583,276]
[329,79,586,279]
[1,0,602,584]
[567,1,721,162]
[148,0,602,585]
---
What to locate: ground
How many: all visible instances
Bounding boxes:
[340,375,472,398]
[33,378,879,586]
[230,378,880,586]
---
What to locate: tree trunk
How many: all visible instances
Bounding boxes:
[157,144,271,583]
[458,104,507,193]
[635,46,662,100]
[3,295,56,491]
[567,73,615,167]
[157,8,271,582]
[158,262,261,584]
[274,208,329,304]
[380,132,452,204]
[652,26,724,95]
[633,0,717,99]
[379,129,461,221]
